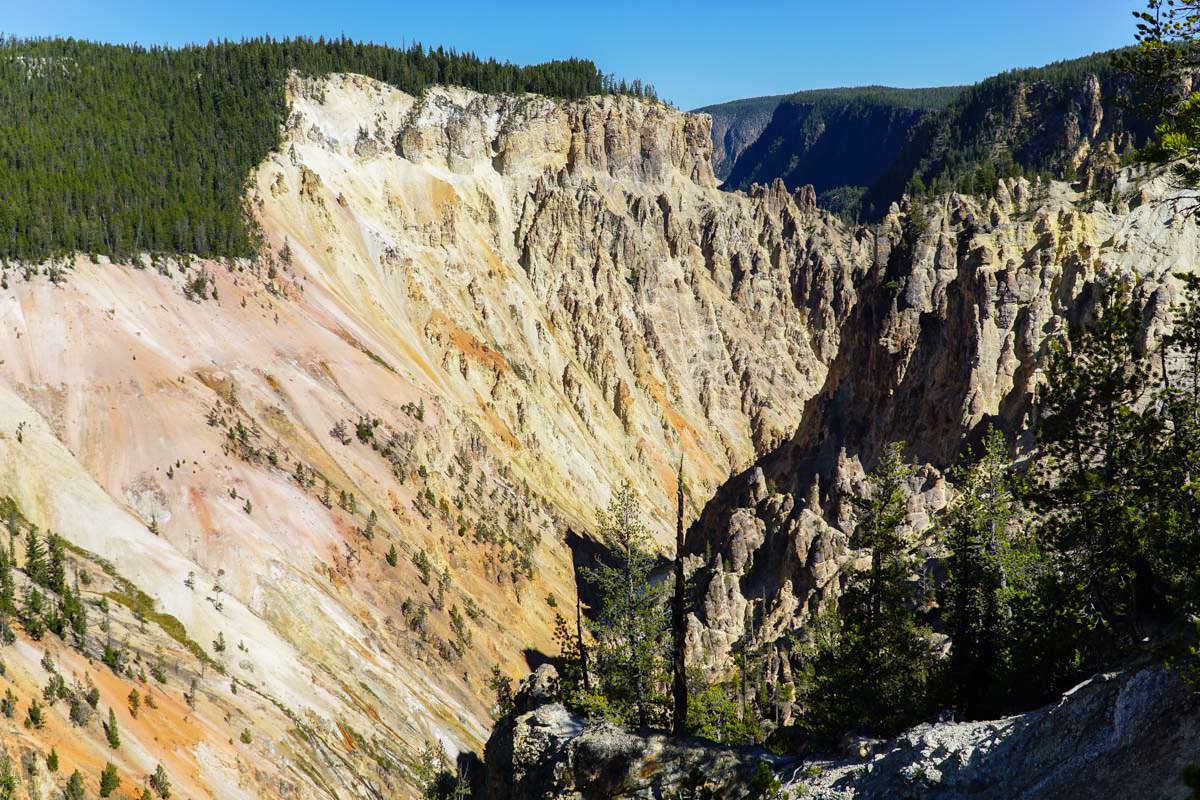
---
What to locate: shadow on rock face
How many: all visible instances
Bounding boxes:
[522,647,555,673]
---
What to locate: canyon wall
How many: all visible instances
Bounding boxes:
[0,70,1194,798]
[0,73,861,798]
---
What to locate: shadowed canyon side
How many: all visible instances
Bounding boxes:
[694,94,785,182]
[0,72,880,797]
[682,168,1200,716]
[705,52,1156,221]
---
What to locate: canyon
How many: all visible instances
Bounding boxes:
[0,64,1195,799]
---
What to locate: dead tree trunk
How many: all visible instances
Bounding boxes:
[575,562,591,693]
[672,457,688,735]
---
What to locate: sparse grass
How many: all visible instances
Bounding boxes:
[60,540,221,672]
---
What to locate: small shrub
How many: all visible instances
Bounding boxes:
[105,707,121,748]
[749,762,781,799]
[149,764,171,798]
[25,698,43,729]
[100,762,121,797]
[64,770,85,800]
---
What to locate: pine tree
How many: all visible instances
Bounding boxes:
[63,583,88,645]
[1121,0,1200,188]
[1032,283,1159,651]
[64,770,85,800]
[26,697,44,728]
[3,513,16,566]
[1156,275,1200,605]
[21,586,44,639]
[671,458,688,735]
[46,533,66,593]
[149,764,171,799]
[801,443,935,742]
[100,762,121,798]
[582,482,669,728]
[0,755,13,799]
[24,529,46,585]
[941,427,1022,719]
[105,707,121,748]
[0,551,14,615]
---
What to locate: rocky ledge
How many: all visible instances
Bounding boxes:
[480,665,779,799]
[482,663,1199,799]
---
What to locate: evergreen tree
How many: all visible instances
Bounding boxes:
[46,533,66,593]
[801,443,935,742]
[1031,283,1159,653]
[105,707,121,748]
[940,427,1025,719]
[3,512,16,561]
[1122,0,1200,188]
[100,762,121,798]
[62,584,87,645]
[686,678,760,745]
[64,770,85,800]
[149,764,171,799]
[0,754,13,800]
[550,608,591,711]
[550,563,597,715]
[0,551,13,616]
[24,529,45,585]
[21,586,44,639]
[26,697,44,728]
[582,482,670,728]
[1155,273,1200,615]
[671,458,689,735]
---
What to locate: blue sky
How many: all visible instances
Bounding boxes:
[5,0,1138,109]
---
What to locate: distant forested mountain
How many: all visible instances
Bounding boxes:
[0,36,655,263]
[859,50,1151,219]
[694,93,787,181]
[716,86,962,214]
[706,50,1154,221]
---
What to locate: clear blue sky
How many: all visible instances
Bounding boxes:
[4,0,1139,109]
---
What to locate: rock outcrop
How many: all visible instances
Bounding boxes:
[481,666,777,799]
[790,664,1199,799]
[483,664,1200,800]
